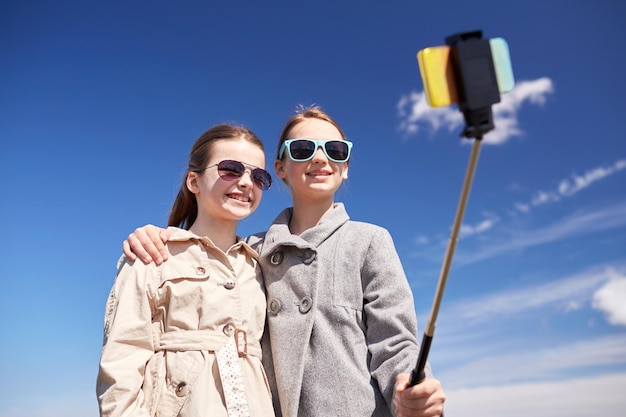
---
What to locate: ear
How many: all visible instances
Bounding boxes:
[186,171,200,194]
[341,164,349,180]
[274,159,288,180]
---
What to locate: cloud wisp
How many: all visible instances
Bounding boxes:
[437,263,626,325]
[515,158,626,213]
[458,214,500,239]
[455,202,626,265]
[412,156,626,265]
[412,201,626,266]
[437,333,626,388]
[419,263,626,376]
[443,372,626,417]
[423,263,626,412]
[397,77,554,144]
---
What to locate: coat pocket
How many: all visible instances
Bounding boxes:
[156,350,203,417]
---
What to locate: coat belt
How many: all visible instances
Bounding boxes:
[154,328,262,358]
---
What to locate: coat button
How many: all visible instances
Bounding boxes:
[223,324,235,336]
[175,382,189,397]
[268,298,282,315]
[196,266,206,275]
[224,279,235,290]
[299,296,313,314]
[303,250,316,264]
[270,251,283,265]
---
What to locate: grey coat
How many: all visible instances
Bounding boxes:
[253,203,425,417]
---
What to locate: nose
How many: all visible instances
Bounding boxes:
[311,145,327,163]
[237,169,254,188]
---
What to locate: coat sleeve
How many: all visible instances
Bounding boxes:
[361,227,426,408]
[96,257,156,417]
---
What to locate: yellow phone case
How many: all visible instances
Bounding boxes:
[417,46,459,107]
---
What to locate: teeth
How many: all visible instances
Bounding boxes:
[229,194,250,202]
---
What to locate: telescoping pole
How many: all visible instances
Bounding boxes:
[409,29,513,386]
[409,136,482,386]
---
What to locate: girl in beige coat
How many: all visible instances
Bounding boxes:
[97,124,275,417]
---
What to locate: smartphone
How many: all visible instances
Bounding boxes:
[417,37,514,107]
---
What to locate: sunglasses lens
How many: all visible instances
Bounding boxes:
[252,169,272,191]
[217,160,245,180]
[325,141,349,161]
[216,160,271,190]
[289,140,316,161]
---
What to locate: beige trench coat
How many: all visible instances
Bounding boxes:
[97,227,274,417]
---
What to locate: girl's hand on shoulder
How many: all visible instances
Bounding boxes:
[393,373,445,417]
[122,225,170,265]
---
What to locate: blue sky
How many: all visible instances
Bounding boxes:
[1,1,625,416]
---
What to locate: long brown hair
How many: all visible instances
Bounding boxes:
[168,124,265,229]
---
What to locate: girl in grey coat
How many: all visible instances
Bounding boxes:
[124,106,445,417]
[258,106,444,417]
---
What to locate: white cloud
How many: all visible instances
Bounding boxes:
[428,213,500,248]
[459,216,499,239]
[515,159,626,213]
[436,332,626,388]
[397,91,462,136]
[410,159,626,261]
[500,77,554,108]
[558,159,626,197]
[397,77,554,145]
[564,300,582,312]
[530,189,560,206]
[419,263,626,397]
[411,265,626,417]
[592,270,626,326]
[453,202,626,266]
[444,373,626,417]
[513,201,529,213]
[441,264,620,323]
[410,203,626,264]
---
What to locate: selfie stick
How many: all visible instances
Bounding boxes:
[409,31,506,386]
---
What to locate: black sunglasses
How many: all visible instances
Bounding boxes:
[204,160,272,191]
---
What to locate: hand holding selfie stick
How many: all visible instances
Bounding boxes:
[409,31,514,386]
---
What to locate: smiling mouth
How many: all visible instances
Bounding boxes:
[228,194,251,203]
[307,171,331,177]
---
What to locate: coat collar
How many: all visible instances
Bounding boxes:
[166,226,259,260]
[260,203,350,256]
